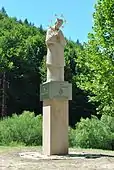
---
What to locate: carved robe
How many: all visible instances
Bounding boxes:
[46,27,66,67]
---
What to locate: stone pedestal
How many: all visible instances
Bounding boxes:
[40,81,72,155]
[43,99,68,155]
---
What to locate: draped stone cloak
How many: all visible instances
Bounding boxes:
[46,27,66,67]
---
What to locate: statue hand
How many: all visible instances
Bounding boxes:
[54,31,60,41]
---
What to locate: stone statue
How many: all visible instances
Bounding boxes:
[45,18,66,82]
[41,17,72,155]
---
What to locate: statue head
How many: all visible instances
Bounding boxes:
[55,18,63,30]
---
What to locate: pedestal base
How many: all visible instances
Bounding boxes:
[43,99,68,155]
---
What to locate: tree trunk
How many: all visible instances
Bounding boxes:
[1,72,6,117]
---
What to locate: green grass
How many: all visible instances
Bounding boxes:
[0,146,42,154]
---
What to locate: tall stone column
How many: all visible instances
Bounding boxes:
[40,18,72,155]
[40,81,72,155]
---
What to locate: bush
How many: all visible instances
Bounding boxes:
[0,111,113,150]
[69,115,114,150]
[101,115,114,150]
[0,111,42,146]
[101,115,114,133]
[68,127,76,147]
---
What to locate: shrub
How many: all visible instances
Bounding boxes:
[69,115,114,150]
[101,115,114,150]
[0,111,113,150]
[101,115,114,133]
[68,127,76,147]
[0,111,42,146]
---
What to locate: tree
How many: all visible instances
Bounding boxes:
[24,18,29,25]
[0,9,97,125]
[0,7,7,16]
[0,11,46,117]
[75,0,114,116]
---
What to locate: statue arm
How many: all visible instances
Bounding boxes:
[45,29,66,47]
[45,29,56,45]
[58,30,66,47]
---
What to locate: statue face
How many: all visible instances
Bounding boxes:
[55,18,63,29]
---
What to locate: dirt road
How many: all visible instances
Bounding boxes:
[0,147,114,170]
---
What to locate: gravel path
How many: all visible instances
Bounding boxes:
[0,147,114,170]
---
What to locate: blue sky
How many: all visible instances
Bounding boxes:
[0,0,97,43]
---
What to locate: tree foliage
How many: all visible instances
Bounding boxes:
[0,9,46,115]
[75,0,114,116]
[0,3,107,125]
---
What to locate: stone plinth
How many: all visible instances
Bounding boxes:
[40,81,72,101]
[40,81,72,155]
[43,99,68,155]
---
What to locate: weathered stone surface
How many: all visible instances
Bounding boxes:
[40,81,72,101]
[43,99,68,155]
[41,18,72,155]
